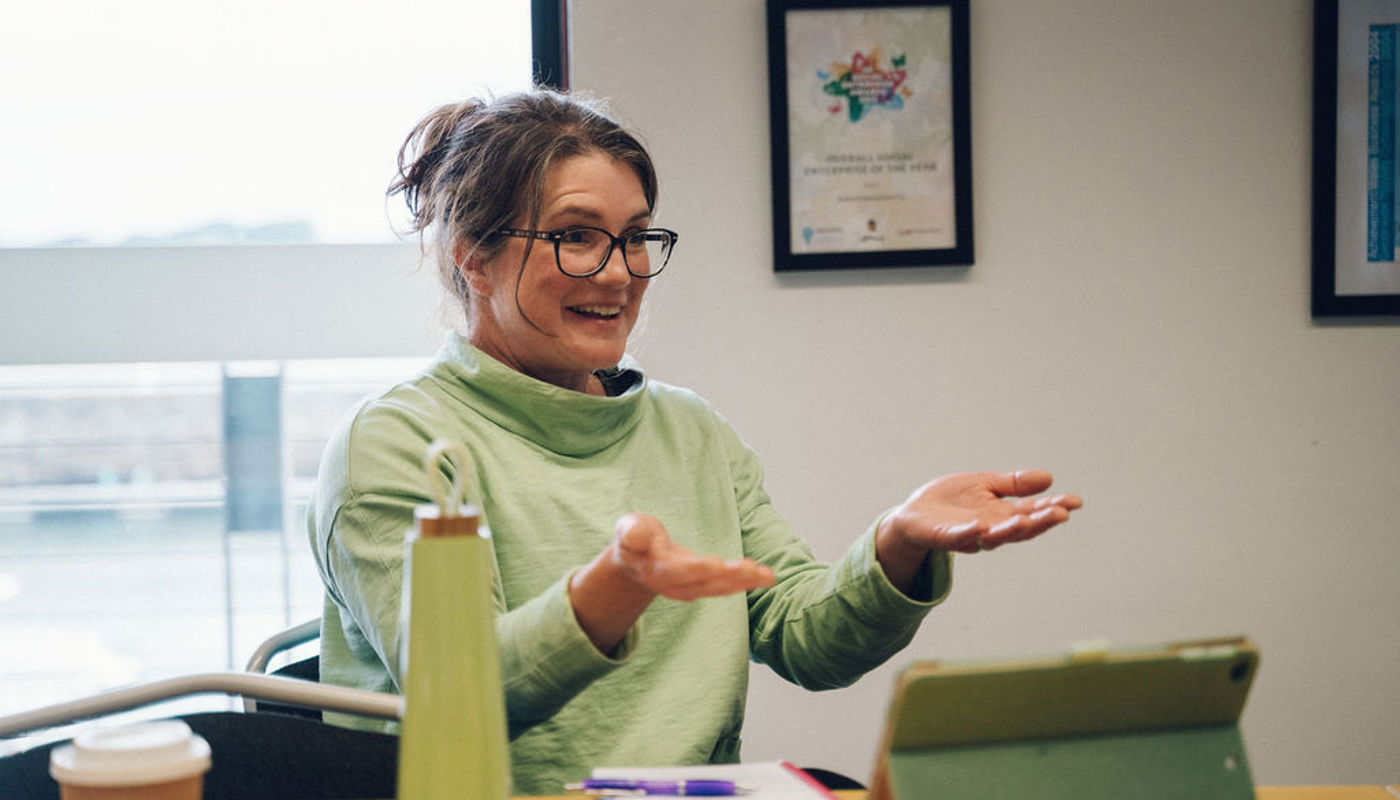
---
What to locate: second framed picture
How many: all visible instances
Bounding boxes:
[766,0,972,272]
[1313,0,1400,316]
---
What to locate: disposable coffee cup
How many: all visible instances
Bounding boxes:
[49,720,211,800]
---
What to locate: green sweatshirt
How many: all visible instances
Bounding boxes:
[307,333,951,794]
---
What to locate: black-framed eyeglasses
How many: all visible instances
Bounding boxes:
[495,226,679,278]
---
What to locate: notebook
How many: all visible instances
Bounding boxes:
[867,636,1260,800]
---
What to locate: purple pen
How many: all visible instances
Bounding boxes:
[568,778,743,796]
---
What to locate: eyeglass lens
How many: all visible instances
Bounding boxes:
[557,228,674,277]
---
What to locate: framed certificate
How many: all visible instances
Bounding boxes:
[766,0,972,272]
[1313,0,1400,316]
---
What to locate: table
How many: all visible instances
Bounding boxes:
[516,789,1398,800]
[1257,790,1399,800]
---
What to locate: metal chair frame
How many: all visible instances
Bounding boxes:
[0,618,396,740]
[242,618,322,713]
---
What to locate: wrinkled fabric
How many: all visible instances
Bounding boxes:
[307,332,951,794]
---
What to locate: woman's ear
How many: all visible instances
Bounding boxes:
[455,241,493,296]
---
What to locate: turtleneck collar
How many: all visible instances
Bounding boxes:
[430,332,648,458]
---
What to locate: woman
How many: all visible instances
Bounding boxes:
[307,89,1081,794]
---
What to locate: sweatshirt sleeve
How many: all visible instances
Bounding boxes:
[313,403,636,738]
[721,422,953,689]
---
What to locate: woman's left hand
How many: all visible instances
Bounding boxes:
[875,470,1082,592]
[568,513,774,654]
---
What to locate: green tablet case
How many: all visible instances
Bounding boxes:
[868,637,1259,800]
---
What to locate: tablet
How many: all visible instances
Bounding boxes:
[868,636,1259,800]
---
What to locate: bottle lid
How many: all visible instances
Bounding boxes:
[414,503,482,538]
[50,720,211,787]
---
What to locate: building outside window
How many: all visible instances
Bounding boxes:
[0,360,422,718]
[0,0,550,742]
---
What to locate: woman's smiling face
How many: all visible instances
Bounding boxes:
[465,152,653,394]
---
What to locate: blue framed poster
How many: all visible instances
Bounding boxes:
[1314,0,1400,316]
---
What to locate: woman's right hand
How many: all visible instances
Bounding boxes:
[611,512,775,601]
[568,513,774,653]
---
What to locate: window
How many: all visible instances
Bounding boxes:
[0,0,563,744]
[1,1,541,248]
[0,358,424,744]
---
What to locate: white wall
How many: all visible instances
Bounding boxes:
[571,0,1400,785]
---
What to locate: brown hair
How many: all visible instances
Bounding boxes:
[388,89,658,318]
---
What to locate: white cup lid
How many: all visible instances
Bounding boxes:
[50,720,211,787]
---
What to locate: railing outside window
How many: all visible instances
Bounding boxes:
[0,358,424,727]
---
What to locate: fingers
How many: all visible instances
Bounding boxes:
[889,515,992,556]
[976,505,1071,551]
[655,558,775,602]
[986,469,1055,498]
[613,512,774,601]
[974,472,1082,552]
[645,552,775,601]
[1009,493,1084,515]
[615,512,663,556]
[904,471,1081,553]
[934,519,988,553]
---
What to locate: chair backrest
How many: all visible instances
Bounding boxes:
[244,618,321,715]
[0,621,399,800]
[0,711,397,800]
[231,620,865,790]
[245,619,320,673]
[258,657,323,720]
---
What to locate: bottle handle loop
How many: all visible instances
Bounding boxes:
[422,439,473,515]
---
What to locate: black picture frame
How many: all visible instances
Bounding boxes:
[766,0,972,272]
[531,0,569,90]
[1313,0,1400,316]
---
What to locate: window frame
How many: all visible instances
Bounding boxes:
[0,4,569,368]
[533,0,570,90]
[0,2,569,733]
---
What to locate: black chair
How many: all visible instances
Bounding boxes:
[0,711,398,800]
[802,767,865,790]
[0,620,859,797]
[0,641,406,800]
[0,669,402,800]
[242,619,866,790]
[253,656,324,720]
[244,618,323,720]
[243,621,865,789]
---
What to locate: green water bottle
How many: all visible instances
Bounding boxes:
[397,440,510,800]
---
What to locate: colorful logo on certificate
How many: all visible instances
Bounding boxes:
[817,47,911,122]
